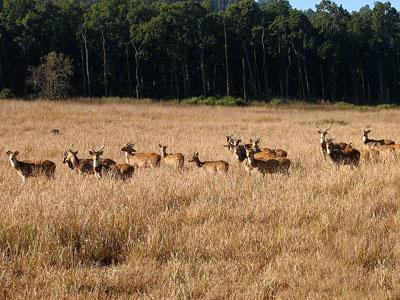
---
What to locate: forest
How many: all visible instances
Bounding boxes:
[0,0,399,104]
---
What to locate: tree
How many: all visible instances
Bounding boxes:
[29,51,73,100]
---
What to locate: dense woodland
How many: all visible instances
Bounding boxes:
[0,0,399,104]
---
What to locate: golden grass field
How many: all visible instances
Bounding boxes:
[1,99,400,299]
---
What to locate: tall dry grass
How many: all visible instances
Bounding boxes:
[1,100,400,299]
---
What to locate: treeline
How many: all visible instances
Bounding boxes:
[0,0,400,104]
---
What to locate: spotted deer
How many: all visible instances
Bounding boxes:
[6,150,56,182]
[89,146,134,180]
[121,143,161,169]
[244,148,290,175]
[188,152,229,173]
[158,144,184,168]
[325,138,360,167]
[63,149,115,176]
[362,129,395,148]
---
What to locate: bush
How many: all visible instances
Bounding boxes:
[181,96,246,106]
[333,101,355,109]
[377,104,397,109]
[0,88,14,99]
[270,98,286,106]
[29,51,73,100]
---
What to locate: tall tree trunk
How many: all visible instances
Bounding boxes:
[198,20,206,97]
[213,64,216,96]
[223,18,230,96]
[320,64,325,100]
[82,30,91,97]
[285,47,291,98]
[126,43,132,97]
[101,30,107,96]
[184,58,189,96]
[80,41,86,96]
[261,18,268,98]
[253,47,261,100]
[132,42,140,99]
[378,58,384,103]
[304,58,310,99]
[242,58,246,102]
[243,43,255,98]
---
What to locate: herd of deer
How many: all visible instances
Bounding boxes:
[5,128,400,183]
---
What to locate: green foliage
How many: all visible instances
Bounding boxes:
[333,101,355,109]
[0,88,14,99]
[0,0,399,105]
[181,96,246,106]
[376,104,397,110]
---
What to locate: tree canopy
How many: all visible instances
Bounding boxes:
[0,0,399,104]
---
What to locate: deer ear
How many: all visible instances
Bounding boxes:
[158,144,162,147]
[14,151,19,156]
[74,151,78,155]
[6,151,11,155]
[89,150,94,156]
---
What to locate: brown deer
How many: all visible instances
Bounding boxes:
[244,148,290,175]
[63,149,115,176]
[224,135,235,153]
[89,146,134,180]
[6,150,56,182]
[158,144,184,168]
[250,138,288,160]
[231,139,247,162]
[316,125,352,161]
[325,138,360,167]
[362,129,395,148]
[360,149,380,162]
[188,152,229,173]
[121,143,161,168]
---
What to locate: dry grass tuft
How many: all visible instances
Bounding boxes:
[1,100,400,298]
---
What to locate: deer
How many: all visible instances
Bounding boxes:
[88,146,134,181]
[188,152,229,173]
[6,150,56,182]
[231,139,247,162]
[63,149,115,176]
[362,129,395,148]
[158,144,184,168]
[244,147,290,175]
[121,143,161,168]
[359,149,380,162]
[250,138,288,160]
[224,135,235,153]
[325,138,360,168]
[316,125,352,161]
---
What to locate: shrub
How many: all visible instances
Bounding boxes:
[0,88,14,99]
[29,51,73,100]
[333,101,355,109]
[181,96,246,106]
[377,104,397,109]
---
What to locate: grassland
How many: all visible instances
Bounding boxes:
[1,99,400,299]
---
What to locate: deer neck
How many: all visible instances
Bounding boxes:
[161,149,167,158]
[247,154,255,166]
[363,135,368,144]
[93,157,100,169]
[9,157,19,169]
[194,158,204,168]
[253,144,261,153]
[71,155,80,168]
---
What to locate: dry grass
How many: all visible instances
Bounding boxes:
[1,99,400,299]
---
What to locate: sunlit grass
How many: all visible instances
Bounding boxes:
[0,99,400,298]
